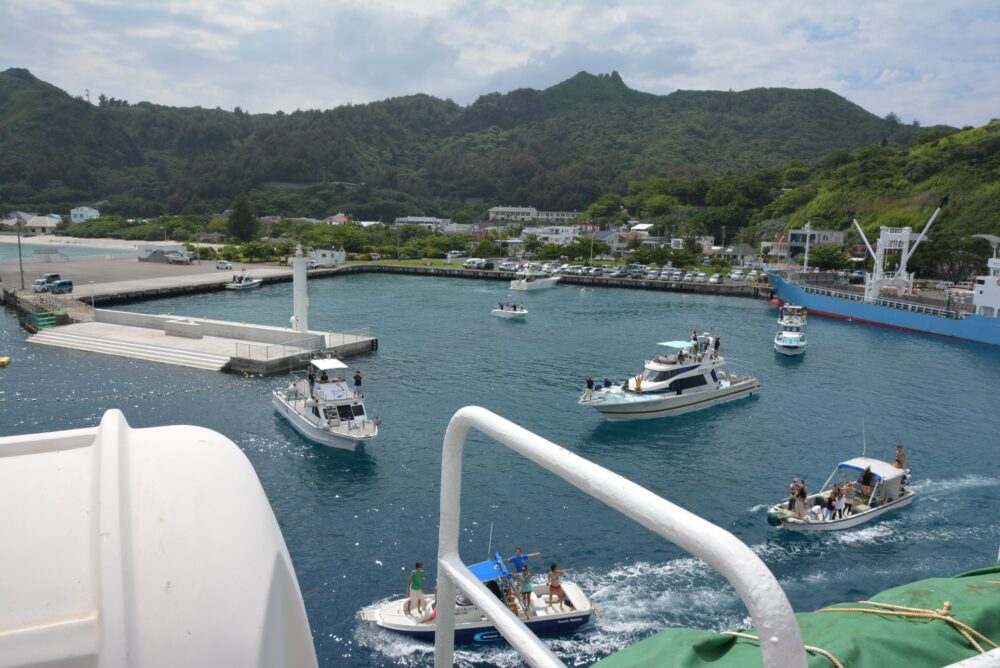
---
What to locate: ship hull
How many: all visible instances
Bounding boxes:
[768,273,1000,346]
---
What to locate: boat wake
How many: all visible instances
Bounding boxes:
[910,474,1000,497]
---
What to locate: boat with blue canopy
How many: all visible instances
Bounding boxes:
[359,552,593,643]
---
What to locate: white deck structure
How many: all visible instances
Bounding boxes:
[0,410,318,668]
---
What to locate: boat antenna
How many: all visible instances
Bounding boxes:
[486,521,494,557]
[861,419,867,458]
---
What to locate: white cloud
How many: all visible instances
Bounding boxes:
[0,0,997,126]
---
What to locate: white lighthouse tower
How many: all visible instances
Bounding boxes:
[290,244,309,333]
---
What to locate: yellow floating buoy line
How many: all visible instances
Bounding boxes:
[0,383,237,404]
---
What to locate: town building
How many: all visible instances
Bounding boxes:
[308,246,346,267]
[670,236,716,254]
[760,234,790,260]
[788,228,845,254]
[70,206,100,223]
[323,213,350,225]
[393,216,451,231]
[489,206,580,224]
[520,225,580,246]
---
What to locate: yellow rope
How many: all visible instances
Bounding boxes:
[720,631,844,668]
[818,600,998,656]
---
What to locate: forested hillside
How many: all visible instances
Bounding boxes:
[0,68,929,219]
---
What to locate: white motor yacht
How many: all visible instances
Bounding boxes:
[272,358,379,450]
[360,553,592,644]
[774,304,807,355]
[225,270,263,290]
[510,268,559,291]
[578,333,760,421]
[767,457,915,531]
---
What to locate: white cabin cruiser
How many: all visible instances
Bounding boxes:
[510,268,559,291]
[360,552,592,644]
[491,302,528,319]
[272,358,379,450]
[767,456,915,531]
[774,304,807,355]
[225,270,263,290]
[579,333,760,421]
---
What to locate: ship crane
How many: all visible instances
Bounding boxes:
[852,195,948,302]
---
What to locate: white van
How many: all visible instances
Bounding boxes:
[463,258,483,269]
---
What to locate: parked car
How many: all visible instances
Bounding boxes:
[709,273,723,284]
[31,278,49,293]
[728,271,743,281]
[645,269,660,279]
[609,269,629,278]
[42,273,61,284]
[447,250,467,258]
[498,261,519,272]
[463,258,483,269]
[956,281,973,290]
[683,272,696,282]
[369,253,382,261]
[49,279,74,294]
[216,260,232,270]
[165,252,192,265]
[934,281,955,290]
[695,272,708,283]
[672,270,685,280]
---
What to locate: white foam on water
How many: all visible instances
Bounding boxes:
[747,503,769,513]
[911,474,1000,497]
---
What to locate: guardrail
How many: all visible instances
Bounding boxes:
[799,284,957,318]
[233,335,326,361]
[325,327,371,347]
[434,406,806,668]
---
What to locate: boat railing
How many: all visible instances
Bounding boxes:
[798,283,959,318]
[434,406,806,668]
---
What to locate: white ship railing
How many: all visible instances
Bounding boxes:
[434,406,807,668]
[799,284,957,318]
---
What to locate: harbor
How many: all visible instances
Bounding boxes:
[1,270,997,667]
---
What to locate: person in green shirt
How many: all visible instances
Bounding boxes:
[516,565,534,618]
[405,561,426,617]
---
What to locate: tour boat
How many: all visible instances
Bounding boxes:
[225,270,263,290]
[773,304,807,355]
[491,304,528,319]
[272,358,379,450]
[578,333,760,420]
[766,457,915,531]
[360,552,592,644]
[510,268,559,291]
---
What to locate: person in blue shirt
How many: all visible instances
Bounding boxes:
[508,547,541,573]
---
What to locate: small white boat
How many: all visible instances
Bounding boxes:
[767,457,915,531]
[491,304,528,319]
[774,304,807,355]
[578,333,760,421]
[360,553,592,644]
[225,270,263,290]
[510,269,559,291]
[272,359,379,450]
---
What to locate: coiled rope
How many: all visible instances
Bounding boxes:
[720,631,843,668]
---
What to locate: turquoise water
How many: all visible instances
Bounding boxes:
[2,274,998,667]
[0,241,132,262]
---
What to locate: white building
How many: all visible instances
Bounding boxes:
[670,236,715,254]
[308,246,346,267]
[489,206,580,223]
[394,216,451,231]
[521,225,580,246]
[70,206,100,224]
[788,228,845,253]
[760,234,790,260]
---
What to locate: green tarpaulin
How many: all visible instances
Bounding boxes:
[595,562,1000,668]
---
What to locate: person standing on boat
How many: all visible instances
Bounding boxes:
[713,336,721,359]
[833,486,846,519]
[793,485,807,518]
[547,563,575,611]
[843,482,856,516]
[405,561,426,617]
[859,466,874,497]
[507,547,540,573]
[584,375,594,399]
[896,445,907,470]
[353,370,363,397]
[516,566,534,617]
[307,369,316,397]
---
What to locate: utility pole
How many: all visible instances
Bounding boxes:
[15,211,25,289]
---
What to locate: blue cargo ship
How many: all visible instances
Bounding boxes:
[767,201,1000,346]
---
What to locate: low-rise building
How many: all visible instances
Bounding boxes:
[489,206,580,223]
[670,236,716,254]
[394,216,451,231]
[788,228,845,254]
[520,225,579,246]
[760,234,790,260]
[70,206,100,223]
[308,246,346,267]
[323,213,350,225]
[20,213,61,235]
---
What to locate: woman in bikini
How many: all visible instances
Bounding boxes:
[547,563,575,611]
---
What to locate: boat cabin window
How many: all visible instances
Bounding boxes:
[336,405,354,421]
[351,404,366,418]
[312,406,320,418]
[322,407,339,420]
[667,374,708,392]
[642,366,693,383]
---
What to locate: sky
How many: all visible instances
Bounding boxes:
[3,0,999,128]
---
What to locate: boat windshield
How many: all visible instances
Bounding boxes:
[641,366,693,383]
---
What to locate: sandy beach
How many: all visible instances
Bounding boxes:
[0,234,170,250]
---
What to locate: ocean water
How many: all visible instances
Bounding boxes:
[1,274,998,667]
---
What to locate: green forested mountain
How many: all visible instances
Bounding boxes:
[0,68,933,219]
